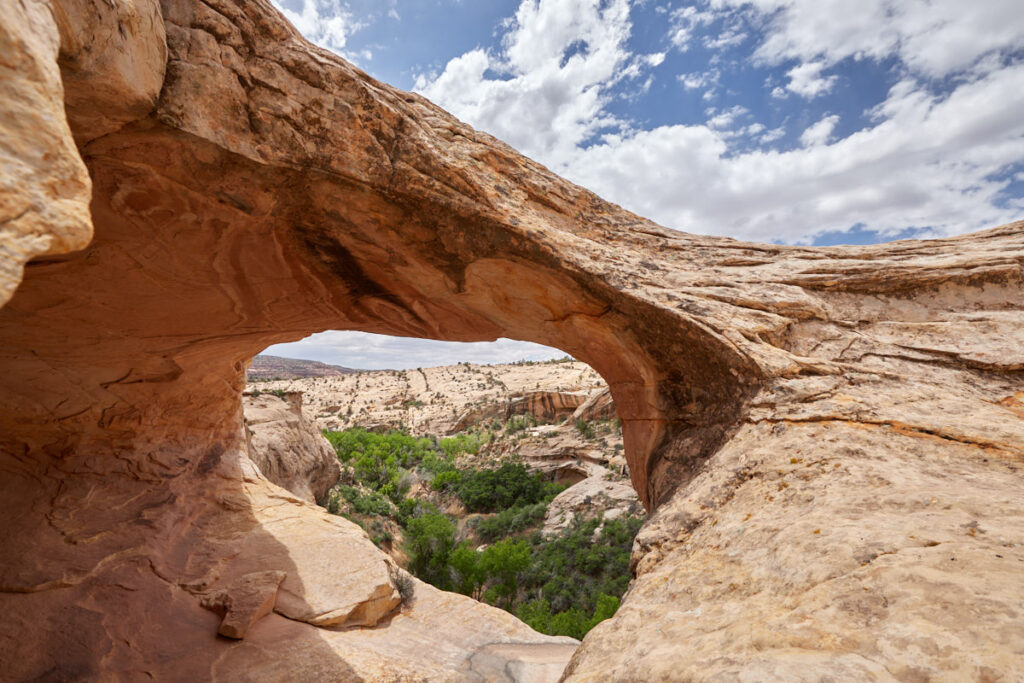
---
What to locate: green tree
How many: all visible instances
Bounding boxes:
[449,541,485,599]
[479,538,530,608]
[516,598,552,633]
[405,512,456,590]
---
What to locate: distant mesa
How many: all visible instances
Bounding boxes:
[248,354,356,380]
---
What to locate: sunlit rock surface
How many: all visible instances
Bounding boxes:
[243,390,341,503]
[1,0,1022,679]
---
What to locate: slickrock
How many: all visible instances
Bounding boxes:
[1,0,1022,680]
[243,390,341,502]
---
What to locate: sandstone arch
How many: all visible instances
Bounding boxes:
[1,0,1022,679]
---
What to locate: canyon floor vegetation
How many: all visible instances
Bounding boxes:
[318,425,643,638]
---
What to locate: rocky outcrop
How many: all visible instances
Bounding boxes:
[451,401,509,434]
[542,476,642,535]
[1,0,1022,680]
[509,390,589,422]
[200,570,286,639]
[452,389,590,432]
[243,390,340,502]
[571,388,616,422]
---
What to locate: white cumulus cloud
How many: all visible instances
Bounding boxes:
[416,0,1024,244]
[271,0,365,60]
[800,114,839,147]
[785,61,837,98]
[415,0,642,168]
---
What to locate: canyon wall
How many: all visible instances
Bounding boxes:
[1,0,1022,679]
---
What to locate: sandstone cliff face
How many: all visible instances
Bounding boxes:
[243,390,341,503]
[0,0,1022,680]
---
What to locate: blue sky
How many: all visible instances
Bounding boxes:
[265,0,1024,369]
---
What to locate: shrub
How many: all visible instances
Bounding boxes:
[519,515,642,616]
[574,419,595,439]
[431,469,462,492]
[390,567,416,606]
[439,431,485,457]
[454,463,564,513]
[338,486,392,516]
[475,502,547,542]
[323,428,440,501]
[504,414,536,434]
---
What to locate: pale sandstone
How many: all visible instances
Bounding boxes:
[243,390,341,502]
[0,0,93,306]
[258,360,605,436]
[542,476,642,536]
[0,0,1022,681]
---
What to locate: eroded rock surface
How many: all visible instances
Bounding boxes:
[243,390,341,502]
[1,0,1022,680]
[201,569,286,639]
[542,477,642,536]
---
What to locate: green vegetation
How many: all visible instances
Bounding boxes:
[453,463,564,512]
[319,425,642,639]
[325,427,437,500]
[504,414,537,434]
[574,418,595,439]
[473,502,548,542]
[439,431,488,457]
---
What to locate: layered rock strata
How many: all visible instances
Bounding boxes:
[1,0,1022,680]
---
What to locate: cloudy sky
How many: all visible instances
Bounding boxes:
[265,0,1024,369]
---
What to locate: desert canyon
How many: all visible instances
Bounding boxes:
[1,0,1023,680]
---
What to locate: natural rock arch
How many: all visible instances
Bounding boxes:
[1,0,1022,679]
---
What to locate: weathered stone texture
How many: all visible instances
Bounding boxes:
[243,390,341,502]
[0,0,1022,680]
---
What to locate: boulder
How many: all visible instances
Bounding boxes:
[243,390,340,503]
[201,570,286,639]
[542,477,642,535]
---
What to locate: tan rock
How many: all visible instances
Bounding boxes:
[52,0,167,144]
[201,570,286,639]
[0,0,1021,680]
[542,476,642,535]
[451,389,591,433]
[243,390,341,502]
[0,0,93,306]
[571,388,616,422]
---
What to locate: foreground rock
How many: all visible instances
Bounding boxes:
[1,0,1022,680]
[243,390,341,502]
